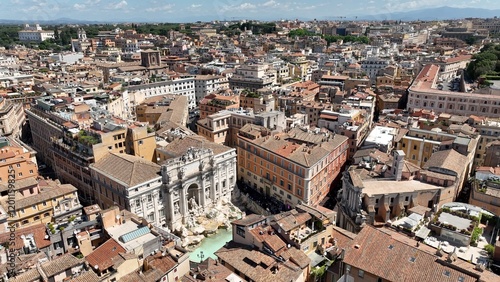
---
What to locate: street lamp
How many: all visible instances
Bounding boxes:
[197,251,205,263]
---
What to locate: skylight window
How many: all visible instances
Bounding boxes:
[409,257,416,263]
[443,270,451,277]
[388,244,394,250]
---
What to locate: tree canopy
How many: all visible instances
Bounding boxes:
[288,28,370,45]
[466,43,500,80]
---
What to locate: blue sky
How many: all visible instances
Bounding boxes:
[1,0,500,22]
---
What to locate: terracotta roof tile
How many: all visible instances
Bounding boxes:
[215,243,306,282]
[8,268,41,282]
[343,226,477,282]
[159,136,232,159]
[423,149,468,176]
[145,252,177,274]
[86,238,126,271]
[68,271,100,282]
[0,223,51,249]
[90,153,161,187]
[41,253,84,277]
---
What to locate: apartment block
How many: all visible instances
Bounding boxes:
[6,253,86,282]
[407,64,500,117]
[199,92,240,119]
[127,76,196,110]
[135,95,188,127]
[470,167,500,216]
[194,74,229,102]
[483,141,500,167]
[395,127,478,171]
[360,57,392,82]
[361,126,397,153]
[229,64,276,91]
[217,214,311,282]
[0,177,82,229]
[26,102,70,168]
[239,88,276,113]
[0,137,38,186]
[328,225,480,282]
[469,117,500,168]
[0,97,25,138]
[237,124,348,207]
[197,108,286,147]
[51,120,155,204]
[81,207,189,282]
[318,108,371,160]
[27,99,156,205]
[337,150,468,233]
[423,55,472,80]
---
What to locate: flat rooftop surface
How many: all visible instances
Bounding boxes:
[438,212,471,230]
[362,180,440,196]
[106,220,157,251]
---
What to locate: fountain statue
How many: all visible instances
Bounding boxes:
[189,196,199,210]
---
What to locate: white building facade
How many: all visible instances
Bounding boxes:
[18,24,54,42]
[360,57,391,82]
[161,147,237,230]
[127,77,196,110]
[194,75,229,103]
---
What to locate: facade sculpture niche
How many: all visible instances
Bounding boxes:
[158,146,237,230]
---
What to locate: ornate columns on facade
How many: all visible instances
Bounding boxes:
[210,167,217,201]
[224,162,229,195]
[152,191,159,226]
[200,174,206,207]
[140,195,147,218]
[165,188,174,223]
[179,186,187,221]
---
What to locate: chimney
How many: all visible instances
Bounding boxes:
[393,150,405,181]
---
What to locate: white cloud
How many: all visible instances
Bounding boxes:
[73,3,86,11]
[22,0,51,12]
[240,3,256,9]
[303,3,326,10]
[107,0,127,10]
[261,0,280,7]
[382,0,454,12]
[220,2,257,13]
[190,4,202,8]
[145,4,175,12]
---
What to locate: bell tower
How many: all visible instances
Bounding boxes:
[141,50,161,68]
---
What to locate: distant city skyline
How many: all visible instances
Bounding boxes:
[1,0,500,23]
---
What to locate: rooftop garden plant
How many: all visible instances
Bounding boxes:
[77,130,99,145]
